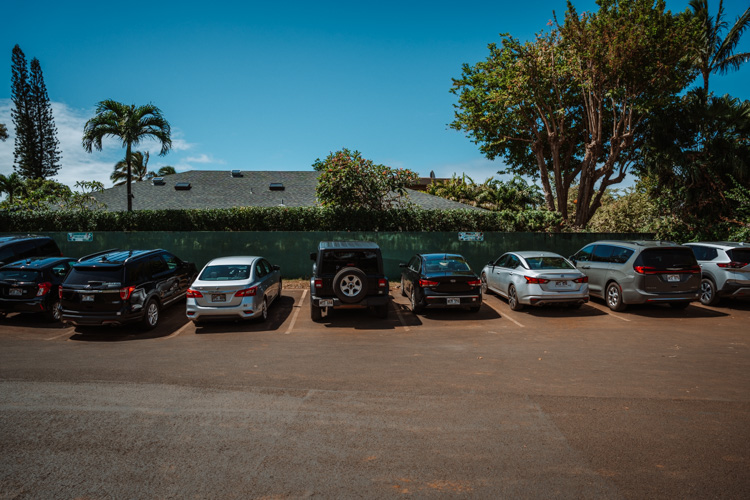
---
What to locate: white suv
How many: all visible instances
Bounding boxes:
[684,242,750,306]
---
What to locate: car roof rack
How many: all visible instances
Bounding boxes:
[78,248,121,262]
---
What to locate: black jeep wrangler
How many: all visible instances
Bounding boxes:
[309,241,390,321]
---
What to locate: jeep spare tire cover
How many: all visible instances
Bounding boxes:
[334,267,368,303]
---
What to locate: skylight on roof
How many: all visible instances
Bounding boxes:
[174,182,192,190]
[269,182,284,191]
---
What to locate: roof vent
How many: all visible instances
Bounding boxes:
[269,182,285,191]
[152,177,165,186]
[175,182,192,190]
[231,170,243,178]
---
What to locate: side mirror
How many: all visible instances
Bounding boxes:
[309,252,317,261]
[272,265,280,271]
[487,261,493,266]
[569,255,577,264]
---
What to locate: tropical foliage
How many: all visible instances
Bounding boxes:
[426,174,544,212]
[82,100,172,211]
[313,148,419,210]
[0,178,105,212]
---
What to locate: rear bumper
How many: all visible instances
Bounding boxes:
[622,289,699,305]
[719,282,750,299]
[186,298,262,320]
[423,293,482,308]
[0,297,52,314]
[311,295,389,308]
[523,295,589,306]
[60,309,142,326]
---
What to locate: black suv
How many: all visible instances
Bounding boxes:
[0,257,76,321]
[0,235,62,267]
[60,249,197,329]
[309,241,390,321]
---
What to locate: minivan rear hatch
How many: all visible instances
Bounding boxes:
[634,248,701,293]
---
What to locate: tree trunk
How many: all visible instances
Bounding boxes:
[126,143,133,212]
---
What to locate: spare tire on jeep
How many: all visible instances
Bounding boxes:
[333,267,368,303]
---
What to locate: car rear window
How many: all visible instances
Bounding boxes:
[423,256,471,273]
[727,249,750,263]
[0,269,40,282]
[321,250,380,275]
[199,265,251,281]
[524,257,575,270]
[66,266,124,285]
[635,248,697,270]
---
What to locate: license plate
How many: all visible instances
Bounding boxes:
[9,288,22,296]
[555,281,570,287]
[667,274,680,282]
[211,294,226,302]
[319,299,334,307]
[81,294,94,302]
[447,297,460,305]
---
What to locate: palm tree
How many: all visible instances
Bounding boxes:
[82,100,171,211]
[690,0,750,93]
[145,165,176,179]
[110,151,150,186]
[0,173,24,203]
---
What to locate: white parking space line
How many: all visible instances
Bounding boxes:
[484,301,525,328]
[285,289,307,335]
[586,301,631,322]
[45,330,75,341]
[393,301,411,332]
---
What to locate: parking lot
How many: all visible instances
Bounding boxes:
[1,286,749,498]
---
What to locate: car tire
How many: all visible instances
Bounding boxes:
[45,300,62,322]
[669,301,690,310]
[333,267,368,304]
[311,303,323,322]
[411,287,424,314]
[400,276,407,297]
[508,285,523,311]
[372,303,389,319]
[141,299,160,330]
[606,282,627,312]
[258,297,268,322]
[699,278,720,306]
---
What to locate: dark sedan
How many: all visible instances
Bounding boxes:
[399,253,482,313]
[0,257,76,321]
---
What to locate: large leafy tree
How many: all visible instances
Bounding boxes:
[10,45,61,179]
[451,0,697,227]
[82,100,172,211]
[635,89,750,240]
[313,148,418,210]
[689,0,750,93]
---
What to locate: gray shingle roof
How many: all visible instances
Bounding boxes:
[91,170,484,211]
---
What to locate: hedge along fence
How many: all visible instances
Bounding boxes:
[0,207,564,232]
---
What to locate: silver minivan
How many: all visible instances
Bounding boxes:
[570,241,700,311]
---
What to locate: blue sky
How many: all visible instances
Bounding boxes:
[1,0,748,189]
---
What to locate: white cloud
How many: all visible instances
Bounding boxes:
[184,154,225,164]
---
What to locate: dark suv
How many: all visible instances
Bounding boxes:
[309,241,390,321]
[0,257,76,321]
[60,249,197,329]
[0,235,62,267]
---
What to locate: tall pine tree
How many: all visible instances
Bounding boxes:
[29,58,61,178]
[10,45,61,179]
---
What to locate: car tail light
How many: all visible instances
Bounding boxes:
[314,279,323,288]
[419,279,439,288]
[59,287,63,299]
[467,279,482,287]
[36,282,52,296]
[634,265,701,274]
[378,279,387,288]
[573,276,589,283]
[235,286,257,297]
[186,288,203,298]
[120,286,136,300]
[524,276,549,284]
[718,261,748,269]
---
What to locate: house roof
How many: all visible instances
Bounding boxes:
[91,170,484,211]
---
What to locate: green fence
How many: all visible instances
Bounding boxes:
[32,231,653,279]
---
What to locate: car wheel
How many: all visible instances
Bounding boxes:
[410,287,424,314]
[45,300,62,322]
[258,297,268,322]
[311,303,323,322]
[606,282,627,312]
[372,303,389,319]
[508,285,523,311]
[141,299,160,330]
[481,272,489,295]
[400,276,407,297]
[333,267,368,304]
[699,278,720,306]
[670,301,690,310]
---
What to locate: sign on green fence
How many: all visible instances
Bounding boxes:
[67,232,93,242]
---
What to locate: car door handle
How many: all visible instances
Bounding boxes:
[581,265,591,269]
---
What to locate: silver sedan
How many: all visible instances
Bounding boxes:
[186,256,282,323]
[481,251,589,310]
